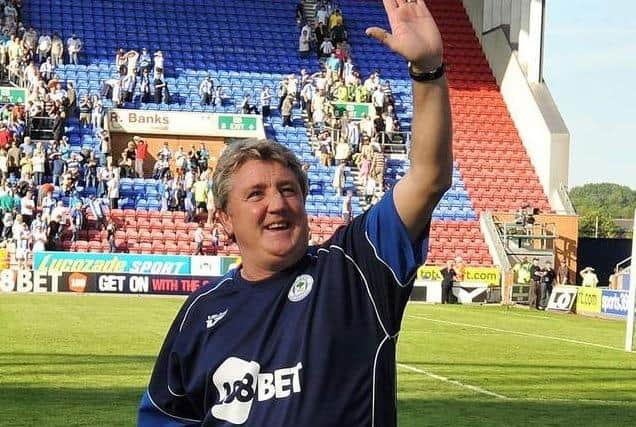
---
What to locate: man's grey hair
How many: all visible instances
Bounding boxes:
[212,138,308,212]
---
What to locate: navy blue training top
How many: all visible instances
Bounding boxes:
[138,189,429,426]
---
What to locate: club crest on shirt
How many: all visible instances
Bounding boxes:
[288,274,314,302]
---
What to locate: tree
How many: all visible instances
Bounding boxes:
[570,183,636,237]
[578,209,623,238]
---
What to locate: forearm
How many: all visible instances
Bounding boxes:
[409,74,452,194]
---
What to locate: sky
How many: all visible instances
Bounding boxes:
[543,0,636,190]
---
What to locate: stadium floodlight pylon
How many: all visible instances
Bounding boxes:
[625,209,636,352]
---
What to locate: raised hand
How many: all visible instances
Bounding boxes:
[366,0,443,72]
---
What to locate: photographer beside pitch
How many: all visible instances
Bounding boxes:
[138,1,451,425]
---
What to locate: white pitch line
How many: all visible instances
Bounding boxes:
[397,363,510,400]
[398,364,635,405]
[407,315,624,351]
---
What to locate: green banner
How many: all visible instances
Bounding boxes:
[0,86,26,104]
[218,115,257,131]
[331,102,373,119]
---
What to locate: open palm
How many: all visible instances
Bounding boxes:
[367,0,443,71]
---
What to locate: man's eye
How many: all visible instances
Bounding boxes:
[282,187,297,195]
[247,190,263,199]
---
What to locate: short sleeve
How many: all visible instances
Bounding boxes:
[138,296,203,426]
[326,188,430,334]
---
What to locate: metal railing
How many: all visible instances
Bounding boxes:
[480,211,512,271]
[314,125,410,154]
[557,182,576,215]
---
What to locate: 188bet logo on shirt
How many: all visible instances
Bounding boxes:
[211,357,303,424]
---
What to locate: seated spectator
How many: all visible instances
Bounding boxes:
[240,94,258,115]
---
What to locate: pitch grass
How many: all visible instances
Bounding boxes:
[1,295,636,426]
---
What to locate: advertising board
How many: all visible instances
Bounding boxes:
[575,287,602,314]
[0,269,214,295]
[417,265,500,286]
[546,286,578,313]
[33,252,191,275]
[600,289,629,318]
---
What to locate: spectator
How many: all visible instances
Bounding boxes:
[529,257,542,309]
[199,76,213,106]
[281,94,294,127]
[78,94,91,127]
[32,224,47,252]
[364,175,376,205]
[154,71,166,104]
[134,136,148,178]
[106,219,117,252]
[540,261,556,309]
[342,189,352,224]
[37,32,51,63]
[440,259,457,304]
[107,173,119,209]
[580,267,599,287]
[193,223,204,255]
[332,160,346,195]
[66,34,82,65]
[299,22,313,58]
[454,256,466,282]
[139,68,152,103]
[240,94,258,115]
[50,33,64,67]
[138,48,152,75]
[260,86,272,118]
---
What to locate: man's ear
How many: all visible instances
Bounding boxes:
[217,209,234,241]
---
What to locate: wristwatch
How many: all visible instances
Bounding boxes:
[408,62,446,82]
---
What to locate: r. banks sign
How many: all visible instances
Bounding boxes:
[417,265,501,286]
[33,252,191,275]
[107,109,264,138]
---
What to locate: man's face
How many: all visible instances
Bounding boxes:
[218,160,308,274]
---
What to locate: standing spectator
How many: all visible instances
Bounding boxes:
[32,225,47,252]
[37,33,51,63]
[39,56,54,82]
[50,33,64,67]
[440,260,457,304]
[70,201,84,241]
[364,175,376,205]
[454,256,466,282]
[66,34,82,65]
[88,196,107,230]
[277,77,288,112]
[540,261,556,309]
[32,147,46,185]
[260,86,272,118]
[106,219,117,252]
[342,189,352,224]
[154,72,166,104]
[139,68,152,103]
[121,73,136,103]
[332,160,346,196]
[580,267,599,287]
[138,48,152,75]
[371,86,385,116]
[92,100,103,128]
[115,48,127,74]
[193,223,204,255]
[281,94,294,127]
[199,76,213,106]
[78,94,91,127]
[529,258,542,309]
[299,23,312,58]
[20,190,35,226]
[153,51,164,76]
[134,136,147,178]
[320,37,334,58]
[206,189,216,226]
[107,174,119,209]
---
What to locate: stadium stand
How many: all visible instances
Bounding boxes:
[0,0,556,266]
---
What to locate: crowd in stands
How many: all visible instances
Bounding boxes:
[0,0,409,266]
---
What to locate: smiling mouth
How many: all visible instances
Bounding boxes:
[264,221,291,231]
